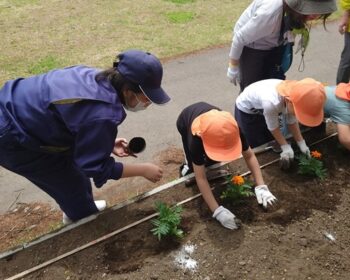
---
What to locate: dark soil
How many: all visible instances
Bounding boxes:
[0,203,62,253]
[1,124,350,280]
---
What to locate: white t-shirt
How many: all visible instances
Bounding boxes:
[229,0,284,60]
[235,79,297,130]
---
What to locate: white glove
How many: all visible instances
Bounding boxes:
[255,185,277,208]
[212,206,240,230]
[297,139,310,158]
[227,65,240,86]
[279,143,294,170]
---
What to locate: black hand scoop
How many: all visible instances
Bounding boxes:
[128,137,146,154]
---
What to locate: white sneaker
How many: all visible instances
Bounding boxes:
[62,200,107,225]
[94,200,107,211]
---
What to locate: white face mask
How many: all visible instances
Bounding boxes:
[124,93,149,112]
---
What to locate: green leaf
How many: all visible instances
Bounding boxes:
[221,175,254,202]
[150,201,184,240]
[297,153,327,180]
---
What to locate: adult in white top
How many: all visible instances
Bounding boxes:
[235,78,327,169]
[227,0,336,91]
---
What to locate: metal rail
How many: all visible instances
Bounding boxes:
[5,132,338,280]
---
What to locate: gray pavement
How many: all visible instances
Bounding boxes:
[0,21,343,214]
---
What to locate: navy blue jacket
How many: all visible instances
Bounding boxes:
[0,66,126,187]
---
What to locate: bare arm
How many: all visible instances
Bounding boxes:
[121,163,163,183]
[287,122,303,142]
[193,163,219,212]
[270,127,288,146]
[242,148,264,186]
[243,147,278,207]
[270,122,303,146]
[337,123,350,150]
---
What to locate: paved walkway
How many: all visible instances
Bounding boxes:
[0,21,343,214]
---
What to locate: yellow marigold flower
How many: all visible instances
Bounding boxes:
[311,150,322,159]
[232,175,244,185]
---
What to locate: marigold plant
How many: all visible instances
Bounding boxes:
[297,150,326,180]
[221,174,255,203]
[232,175,244,185]
[151,201,184,241]
[311,150,322,159]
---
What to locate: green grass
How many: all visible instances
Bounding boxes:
[28,55,65,75]
[0,0,341,84]
[0,0,250,84]
[0,0,39,7]
[164,0,194,3]
[166,11,194,23]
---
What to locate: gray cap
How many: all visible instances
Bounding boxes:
[285,0,337,15]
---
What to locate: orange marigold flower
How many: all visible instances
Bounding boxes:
[311,150,322,159]
[232,175,244,185]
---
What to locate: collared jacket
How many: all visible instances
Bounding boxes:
[0,65,126,187]
[229,0,284,60]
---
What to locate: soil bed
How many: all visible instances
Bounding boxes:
[1,125,350,280]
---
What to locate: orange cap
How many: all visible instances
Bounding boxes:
[191,110,242,162]
[335,83,350,101]
[276,78,326,127]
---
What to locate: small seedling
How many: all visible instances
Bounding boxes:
[220,175,255,203]
[297,150,327,180]
[151,201,184,240]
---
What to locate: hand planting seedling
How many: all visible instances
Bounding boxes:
[297,150,327,180]
[151,201,184,241]
[221,175,255,203]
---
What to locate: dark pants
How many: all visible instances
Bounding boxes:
[234,106,274,148]
[0,113,97,221]
[337,32,350,84]
[239,46,285,91]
